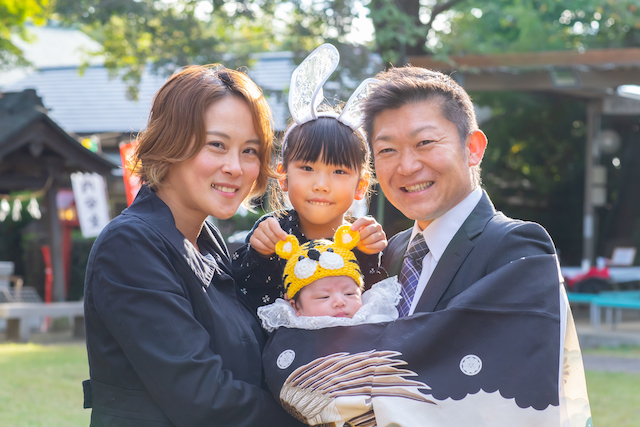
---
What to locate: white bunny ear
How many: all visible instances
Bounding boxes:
[288,44,340,125]
[337,78,380,130]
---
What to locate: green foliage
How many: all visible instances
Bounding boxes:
[0,0,50,69]
[0,204,35,277]
[367,0,463,65]
[41,0,640,97]
[21,231,46,297]
[69,233,95,301]
[475,91,586,263]
[53,0,283,99]
[437,0,640,56]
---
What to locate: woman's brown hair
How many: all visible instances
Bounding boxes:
[133,64,276,203]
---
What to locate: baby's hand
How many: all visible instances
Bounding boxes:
[250,217,288,256]
[350,216,387,255]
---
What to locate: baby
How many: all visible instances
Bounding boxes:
[258,225,400,332]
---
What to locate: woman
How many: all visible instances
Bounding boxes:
[83,65,302,426]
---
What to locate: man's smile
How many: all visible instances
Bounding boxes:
[401,182,434,193]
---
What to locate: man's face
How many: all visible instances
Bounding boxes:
[371,99,486,230]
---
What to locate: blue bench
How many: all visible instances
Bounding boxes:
[567,293,599,304]
[567,293,600,327]
[591,295,640,330]
[567,291,640,329]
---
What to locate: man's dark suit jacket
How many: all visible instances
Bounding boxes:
[382,191,556,313]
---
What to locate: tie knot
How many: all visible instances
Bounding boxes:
[406,233,429,260]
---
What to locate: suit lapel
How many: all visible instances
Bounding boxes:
[414,191,496,313]
[383,229,412,277]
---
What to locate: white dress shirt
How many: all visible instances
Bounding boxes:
[406,187,483,315]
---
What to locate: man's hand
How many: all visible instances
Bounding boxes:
[351,216,387,255]
[250,217,288,256]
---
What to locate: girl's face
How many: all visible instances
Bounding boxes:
[281,158,367,238]
[160,96,262,223]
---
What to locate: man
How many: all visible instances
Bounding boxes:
[261,65,591,426]
[363,66,556,314]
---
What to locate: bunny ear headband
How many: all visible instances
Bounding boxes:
[281,43,379,155]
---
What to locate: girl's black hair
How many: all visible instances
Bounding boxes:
[269,111,375,214]
[282,117,369,172]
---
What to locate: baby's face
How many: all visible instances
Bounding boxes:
[292,276,363,318]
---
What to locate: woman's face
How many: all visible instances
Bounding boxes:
[161,96,262,222]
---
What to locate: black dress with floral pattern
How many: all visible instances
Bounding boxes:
[231,210,386,314]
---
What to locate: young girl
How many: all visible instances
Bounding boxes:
[232,44,387,313]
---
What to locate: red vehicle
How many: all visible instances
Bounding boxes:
[562,265,613,293]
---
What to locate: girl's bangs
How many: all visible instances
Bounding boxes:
[286,119,363,171]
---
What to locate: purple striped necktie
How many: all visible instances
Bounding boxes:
[398,233,429,317]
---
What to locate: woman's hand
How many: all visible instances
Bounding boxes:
[350,216,387,255]
[250,217,288,256]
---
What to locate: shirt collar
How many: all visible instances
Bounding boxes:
[410,187,483,262]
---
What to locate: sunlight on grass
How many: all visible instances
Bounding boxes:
[0,342,90,427]
[586,370,640,427]
[583,345,640,358]
[0,342,638,426]
[0,343,49,355]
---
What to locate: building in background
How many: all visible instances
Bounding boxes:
[2,25,295,215]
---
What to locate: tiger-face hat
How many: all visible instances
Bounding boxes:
[275,225,363,299]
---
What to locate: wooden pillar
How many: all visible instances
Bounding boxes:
[582,100,602,269]
[376,184,386,227]
[45,174,66,302]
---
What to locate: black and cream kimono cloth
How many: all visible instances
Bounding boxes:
[263,254,592,427]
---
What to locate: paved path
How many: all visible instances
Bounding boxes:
[582,355,640,373]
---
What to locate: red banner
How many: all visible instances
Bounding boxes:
[119,141,141,206]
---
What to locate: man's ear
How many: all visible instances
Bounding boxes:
[354,172,370,201]
[276,163,288,191]
[466,130,488,167]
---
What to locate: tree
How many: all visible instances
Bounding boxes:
[40,0,640,261]
[434,1,640,56]
[48,1,640,93]
[0,0,51,70]
[471,91,587,263]
[53,0,287,98]
[52,0,386,99]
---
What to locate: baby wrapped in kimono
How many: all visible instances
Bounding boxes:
[259,226,591,427]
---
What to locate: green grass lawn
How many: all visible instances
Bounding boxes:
[0,343,90,427]
[0,342,638,426]
[586,370,640,427]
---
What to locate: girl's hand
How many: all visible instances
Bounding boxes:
[350,216,387,255]
[250,217,288,256]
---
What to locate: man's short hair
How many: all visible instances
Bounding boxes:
[363,66,478,146]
